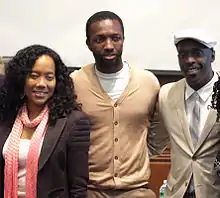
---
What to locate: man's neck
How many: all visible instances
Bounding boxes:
[95,61,123,74]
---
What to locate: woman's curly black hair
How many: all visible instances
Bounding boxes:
[0,44,81,124]
[211,77,220,121]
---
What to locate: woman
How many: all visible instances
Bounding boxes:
[0,45,90,198]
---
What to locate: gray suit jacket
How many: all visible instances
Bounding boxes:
[159,78,220,198]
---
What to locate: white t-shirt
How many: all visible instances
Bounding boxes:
[94,61,130,101]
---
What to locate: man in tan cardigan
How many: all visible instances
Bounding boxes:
[70,11,169,198]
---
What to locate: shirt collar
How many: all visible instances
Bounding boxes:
[185,71,218,102]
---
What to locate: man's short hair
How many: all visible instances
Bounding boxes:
[86,11,124,40]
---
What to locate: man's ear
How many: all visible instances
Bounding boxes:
[211,49,215,62]
[86,38,92,51]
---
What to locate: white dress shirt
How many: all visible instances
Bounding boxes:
[185,72,218,137]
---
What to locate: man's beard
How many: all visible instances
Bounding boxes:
[93,53,122,66]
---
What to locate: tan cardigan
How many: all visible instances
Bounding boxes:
[71,64,168,189]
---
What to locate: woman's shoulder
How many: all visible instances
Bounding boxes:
[64,110,91,132]
[66,110,89,123]
[0,119,13,129]
[64,111,90,145]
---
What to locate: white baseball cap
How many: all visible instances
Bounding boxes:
[174,28,217,48]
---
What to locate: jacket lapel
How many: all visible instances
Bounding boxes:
[169,79,194,152]
[194,108,217,152]
[0,123,11,194]
[0,124,11,152]
[194,72,219,152]
[38,117,67,171]
[0,124,11,166]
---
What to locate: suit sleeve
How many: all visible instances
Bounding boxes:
[147,91,170,157]
[67,113,91,198]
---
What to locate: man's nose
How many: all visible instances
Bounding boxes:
[104,38,114,51]
[185,56,196,64]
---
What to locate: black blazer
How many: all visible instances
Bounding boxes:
[0,110,90,198]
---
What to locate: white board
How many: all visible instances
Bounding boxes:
[1,0,220,71]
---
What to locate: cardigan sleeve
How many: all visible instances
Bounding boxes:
[147,91,170,157]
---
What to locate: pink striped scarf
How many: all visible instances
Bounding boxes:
[4,104,49,198]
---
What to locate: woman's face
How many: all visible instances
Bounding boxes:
[24,55,56,109]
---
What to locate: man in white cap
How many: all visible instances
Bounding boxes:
[158,28,220,197]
